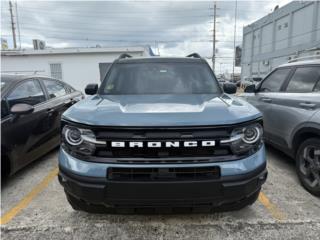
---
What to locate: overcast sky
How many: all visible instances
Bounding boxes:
[1,0,292,74]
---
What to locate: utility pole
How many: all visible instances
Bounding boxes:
[9,1,17,49]
[232,0,238,81]
[212,2,217,71]
[15,1,21,49]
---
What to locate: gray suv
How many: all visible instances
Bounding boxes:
[243,59,320,196]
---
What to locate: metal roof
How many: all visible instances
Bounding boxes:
[1,46,151,56]
[1,74,30,82]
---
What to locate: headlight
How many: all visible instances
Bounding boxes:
[64,127,83,146]
[62,125,103,156]
[243,124,262,144]
[222,123,263,155]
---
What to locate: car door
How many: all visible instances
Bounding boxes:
[40,78,74,142]
[269,65,320,150]
[245,67,293,141]
[2,79,48,172]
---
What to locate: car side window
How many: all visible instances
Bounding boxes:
[260,68,291,92]
[43,79,67,99]
[314,80,320,92]
[65,84,75,94]
[285,66,320,93]
[7,80,46,108]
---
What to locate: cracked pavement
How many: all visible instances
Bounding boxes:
[1,146,320,240]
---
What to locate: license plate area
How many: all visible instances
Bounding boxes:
[107,166,220,181]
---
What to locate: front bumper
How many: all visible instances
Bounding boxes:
[58,145,267,207]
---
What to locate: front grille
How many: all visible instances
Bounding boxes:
[94,127,232,159]
[62,119,263,164]
[107,167,220,181]
[95,144,230,158]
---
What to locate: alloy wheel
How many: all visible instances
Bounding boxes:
[299,145,320,188]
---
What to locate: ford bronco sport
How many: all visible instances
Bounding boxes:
[58,53,267,213]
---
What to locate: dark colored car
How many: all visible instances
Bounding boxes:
[58,54,267,213]
[1,74,83,177]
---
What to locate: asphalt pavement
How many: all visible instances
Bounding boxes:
[1,146,320,240]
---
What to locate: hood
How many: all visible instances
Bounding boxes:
[63,94,261,127]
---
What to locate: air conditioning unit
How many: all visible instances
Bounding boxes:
[33,39,46,50]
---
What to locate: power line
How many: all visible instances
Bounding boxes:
[1,17,212,29]
[0,22,211,35]
[10,9,213,19]
[15,35,213,43]
[9,6,213,15]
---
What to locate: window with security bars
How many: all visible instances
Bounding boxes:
[50,63,62,80]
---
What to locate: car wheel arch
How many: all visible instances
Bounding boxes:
[291,126,320,157]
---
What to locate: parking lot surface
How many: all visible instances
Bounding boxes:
[1,146,320,240]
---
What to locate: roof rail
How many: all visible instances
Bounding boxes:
[186,53,201,58]
[118,53,132,60]
[288,54,320,63]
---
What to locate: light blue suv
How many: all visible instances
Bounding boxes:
[58,53,267,213]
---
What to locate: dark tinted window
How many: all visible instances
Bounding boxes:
[101,62,221,95]
[43,80,67,98]
[65,84,75,94]
[260,68,291,92]
[314,80,320,92]
[286,66,320,92]
[7,80,46,108]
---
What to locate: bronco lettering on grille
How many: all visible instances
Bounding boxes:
[109,141,215,148]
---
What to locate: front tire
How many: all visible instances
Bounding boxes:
[296,138,320,197]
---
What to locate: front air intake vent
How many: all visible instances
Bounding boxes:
[107,167,220,181]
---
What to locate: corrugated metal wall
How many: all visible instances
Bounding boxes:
[241,1,320,80]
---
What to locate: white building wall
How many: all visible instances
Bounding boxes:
[242,33,253,63]
[261,23,273,54]
[317,3,320,41]
[1,50,148,91]
[253,29,260,56]
[275,15,290,50]
[291,4,313,46]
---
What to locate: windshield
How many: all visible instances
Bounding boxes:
[100,62,221,95]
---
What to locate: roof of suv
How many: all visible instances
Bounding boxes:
[116,56,206,64]
[279,59,320,68]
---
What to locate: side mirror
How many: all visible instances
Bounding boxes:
[223,83,237,94]
[85,84,98,95]
[10,103,34,115]
[253,77,262,82]
[244,84,256,93]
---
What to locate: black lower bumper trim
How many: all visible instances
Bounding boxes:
[59,164,267,208]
